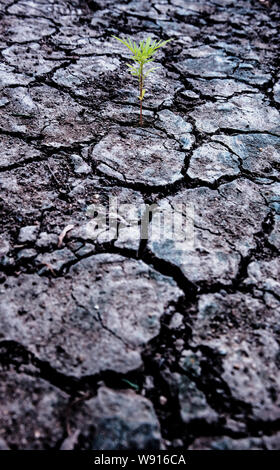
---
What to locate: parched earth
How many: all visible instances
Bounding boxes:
[0,0,280,451]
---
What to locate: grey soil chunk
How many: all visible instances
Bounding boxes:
[18,225,39,243]
[36,248,76,273]
[175,50,237,78]
[0,438,10,450]
[191,94,280,134]
[100,102,154,124]
[0,135,41,169]
[2,43,68,77]
[156,20,199,38]
[268,215,280,251]
[70,155,91,175]
[187,78,258,98]
[0,371,67,449]
[176,374,218,425]
[52,57,120,98]
[0,163,59,221]
[142,64,182,108]
[191,291,280,421]
[17,248,37,261]
[36,232,59,249]
[189,434,280,450]
[187,142,240,183]
[0,63,32,87]
[274,79,280,104]
[0,17,55,43]
[86,387,162,450]
[0,254,182,377]
[0,85,101,147]
[156,109,195,150]
[260,182,280,214]
[7,0,87,25]
[213,134,280,177]
[175,47,271,84]
[148,179,268,284]
[91,129,185,186]
[0,236,10,257]
[245,258,280,298]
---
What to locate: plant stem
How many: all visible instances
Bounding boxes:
[139,63,143,126]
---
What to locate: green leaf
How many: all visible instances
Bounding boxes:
[153,38,172,51]
[144,67,158,78]
[112,36,134,53]
[143,36,151,55]
[121,379,139,390]
[128,37,134,51]
[126,63,140,76]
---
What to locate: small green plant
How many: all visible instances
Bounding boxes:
[113,36,172,126]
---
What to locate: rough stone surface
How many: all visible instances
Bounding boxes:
[0,0,280,451]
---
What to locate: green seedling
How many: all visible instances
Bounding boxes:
[113,36,172,125]
[121,379,139,391]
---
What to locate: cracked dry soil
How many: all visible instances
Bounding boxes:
[0,0,280,451]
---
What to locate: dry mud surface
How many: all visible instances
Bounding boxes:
[0,0,280,450]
